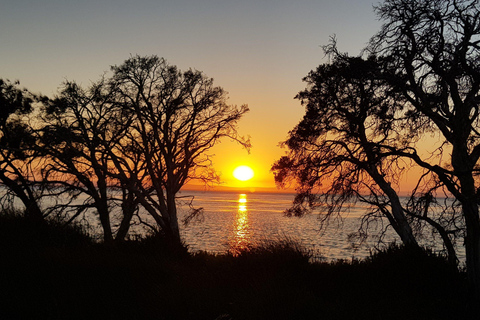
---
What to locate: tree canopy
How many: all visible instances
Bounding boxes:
[0,79,43,221]
[0,56,249,244]
[274,0,480,297]
[371,0,480,297]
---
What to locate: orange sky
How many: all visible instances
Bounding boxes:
[1,0,385,193]
[0,0,445,195]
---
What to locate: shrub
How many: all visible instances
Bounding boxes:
[0,210,93,251]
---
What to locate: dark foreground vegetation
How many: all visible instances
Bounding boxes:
[3,0,480,306]
[0,214,474,320]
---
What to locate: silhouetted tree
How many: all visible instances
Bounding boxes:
[273,47,463,265]
[108,55,250,243]
[40,56,249,245]
[40,79,139,244]
[0,79,43,221]
[272,52,423,247]
[368,0,480,298]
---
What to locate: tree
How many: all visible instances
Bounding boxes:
[0,79,43,221]
[273,48,462,265]
[108,55,250,243]
[368,0,480,298]
[40,56,249,245]
[40,79,139,244]
[272,52,424,246]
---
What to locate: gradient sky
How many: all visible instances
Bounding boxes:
[0,0,382,191]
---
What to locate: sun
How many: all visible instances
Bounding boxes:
[233,165,254,181]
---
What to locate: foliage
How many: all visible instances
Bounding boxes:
[228,237,314,266]
[0,79,34,125]
[40,79,130,243]
[107,55,250,242]
[0,79,43,221]
[0,209,92,250]
[274,0,480,296]
[0,214,470,319]
[272,52,422,248]
[369,0,480,298]
[38,55,249,244]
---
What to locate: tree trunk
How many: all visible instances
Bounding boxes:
[389,196,418,246]
[370,169,418,247]
[457,169,480,299]
[407,211,458,266]
[0,170,43,221]
[166,191,181,243]
[452,140,480,299]
[115,193,136,243]
[463,201,480,298]
[96,198,113,244]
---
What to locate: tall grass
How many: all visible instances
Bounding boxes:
[0,209,93,250]
[0,213,472,320]
[229,237,313,261]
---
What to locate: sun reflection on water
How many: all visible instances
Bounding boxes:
[229,193,251,255]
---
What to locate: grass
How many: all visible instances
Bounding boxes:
[0,213,474,320]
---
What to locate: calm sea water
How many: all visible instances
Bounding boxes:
[35,189,463,262]
[176,191,399,261]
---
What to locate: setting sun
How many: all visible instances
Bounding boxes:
[233,165,254,181]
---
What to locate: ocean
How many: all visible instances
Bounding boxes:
[38,188,463,262]
[176,190,400,261]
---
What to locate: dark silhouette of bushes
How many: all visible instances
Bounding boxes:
[303,245,468,320]
[0,213,472,320]
[0,210,92,251]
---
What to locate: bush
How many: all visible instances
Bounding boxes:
[0,214,470,320]
[231,237,313,264]
[0,210,93,251]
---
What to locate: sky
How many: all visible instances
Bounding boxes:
[0,0,382,192]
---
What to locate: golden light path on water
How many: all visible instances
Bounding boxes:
[230,193,250,255]
[175,190,466,263]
